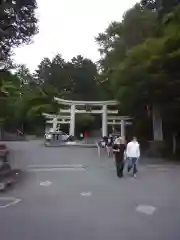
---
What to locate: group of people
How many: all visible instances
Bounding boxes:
[101,136,140,178]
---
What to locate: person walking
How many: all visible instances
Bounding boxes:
[112,137,126,178]
[126,137,140,177]
[106,134,113,157]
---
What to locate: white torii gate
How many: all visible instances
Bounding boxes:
[43,98,132,137]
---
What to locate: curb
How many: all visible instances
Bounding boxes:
[44,143,97,148]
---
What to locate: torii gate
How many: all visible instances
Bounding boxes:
[43,97,132,137]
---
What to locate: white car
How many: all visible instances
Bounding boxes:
[56,131,69,141]
[45,131,69,141]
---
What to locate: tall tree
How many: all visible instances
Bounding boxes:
[70,55,99,100]
[35,57,52,84]
[96,3,158,103]
[0,0,38,59]
[15,64,34,85]
[141,0,180,16]
[97,3,180,144]
[35,54,100,101]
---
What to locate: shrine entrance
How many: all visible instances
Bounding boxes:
[43,97,132,137]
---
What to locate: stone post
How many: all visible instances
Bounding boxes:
[152,105,163,141]
[120,119,125,137]
[69,104,75,136]
[102,105,107,137]
[148,105,164,157]
[52,117,58,132]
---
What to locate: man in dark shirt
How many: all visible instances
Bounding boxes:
[113,137,126,178]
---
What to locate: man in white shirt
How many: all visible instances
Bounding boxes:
[126,137,140,177]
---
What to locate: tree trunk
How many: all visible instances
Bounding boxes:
[172,132,177,154]
[152,105,163,141]
[0,126,2,141]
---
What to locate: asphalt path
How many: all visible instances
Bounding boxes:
[0,140,180,240]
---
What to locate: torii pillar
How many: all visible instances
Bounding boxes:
[102,105,107,137]
[69,104,75,136]
[120,119,125,137]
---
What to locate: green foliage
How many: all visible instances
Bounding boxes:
[0,0,103,134]
[2,0,180,141]
[0,54,104,133]
[35,54,100,101]
[76,114,95,131]
[97,2,180,141]
[0,0,38,59]
[96,3,158,100]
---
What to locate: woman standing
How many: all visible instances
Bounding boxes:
[112,137,126,178]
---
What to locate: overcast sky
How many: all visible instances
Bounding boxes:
[13,0,138,72]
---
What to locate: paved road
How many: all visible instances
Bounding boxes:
[0,140,180,240]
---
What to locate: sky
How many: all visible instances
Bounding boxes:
[13,0,138,72]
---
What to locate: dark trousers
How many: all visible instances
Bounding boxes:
[115,158,124,177]
[127,157,138,175]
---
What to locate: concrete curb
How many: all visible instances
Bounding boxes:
[44,143,97,148]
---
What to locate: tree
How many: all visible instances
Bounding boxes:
[96,2,180,147]
[141,0,180,18]
[35,54,100,101]
[96,4,157,55]
[75,114,95,133]
[0,70,21,136]
[0,0,38,59]
[15,64,34,85]
[140,0,157,10]
[96,3,158,105]
[70,55,99,100]
[35,57,52,84]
